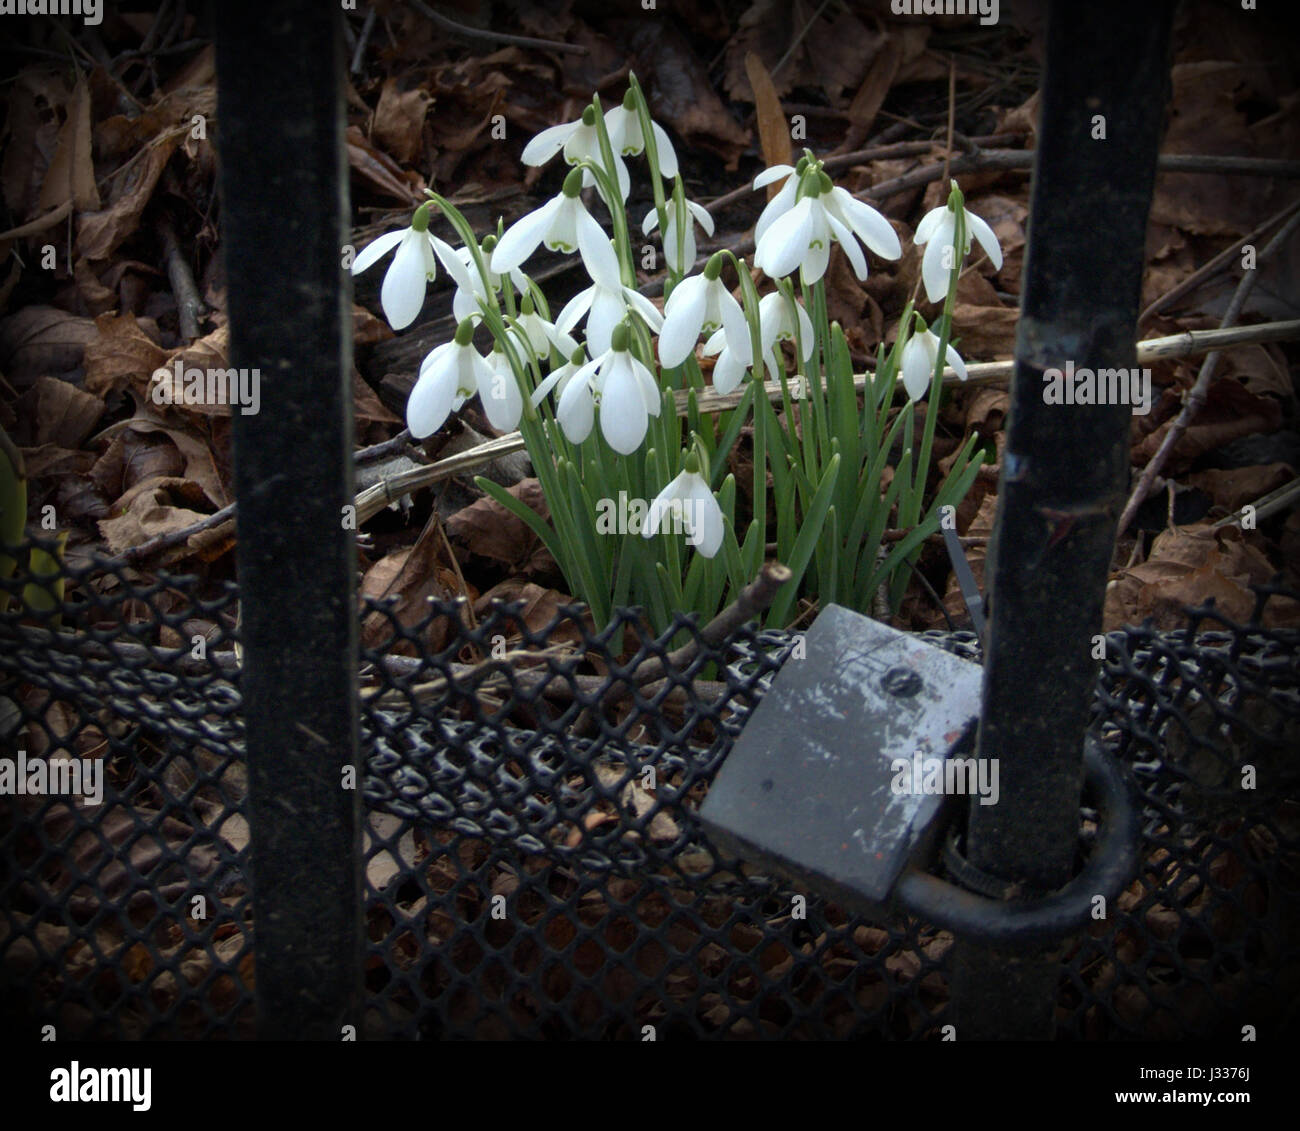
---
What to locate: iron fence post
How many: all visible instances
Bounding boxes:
[950,0,1175,1038]
[215,2,361,1039]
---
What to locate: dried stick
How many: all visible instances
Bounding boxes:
[156,212,206,342]
[408,0,587,55]
[1118,209,1300,537]
[1139,198,1300,326]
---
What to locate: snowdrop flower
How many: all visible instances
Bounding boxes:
[352,202,455,330]
[434,236,527,323]
[642,192,713,274]
[658,254,751,369]
[530,345,589,408]
[752,162,801,248]
[900,322,968,401]
[555,229,663,355]
[481,346,525,432]
[553,323,661,454]
[407,318,501,438]
[643,449,724,558]
[914,179,1003,304]
[755,171,900,285]
[522,104,630,200]
[511,292,579,361]
[700,290,813,394]
[491,167,612,277]
[605,91,679,179]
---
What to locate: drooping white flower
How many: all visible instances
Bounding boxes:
[643,453,724,558]
[551,323,661,454]
[658,255,752,369]
[521,105,629,200]
[407,319,497,438]
[605,94,679,179]
[433,238,527,323]
[480,346,525,432]
[511,293,579,362]
[700,290,813,394]
[530,345,589,408]
[914,180,1003,304]
[642,193,713,274]
[900,325,968,401]
[554,229,664,355]
[752,156,900,285]
[752,163,800,247]
[490,167,612,277]
[352,202,454,330]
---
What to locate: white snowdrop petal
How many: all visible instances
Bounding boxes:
[826,212,868,281]
[658,276,707,368]
[522,122,577,166]
[491,197,561,274]
[794,301,815,362]
[966,210,1004,271]
[921,235,952,304]
[945,341,969,382]
[586,289,625,357]
[577,215,622,288]
[624,288,664,331]
[600,356,649,454]
[685,477,724,558]
[406,361,456,438]
[753,164,795,190]
[800,234,830,285]
[557,377,596,443]
[834,190,902,260]
[555,287,595,337]
[651,122,679,179]
[901,337,933,401]
[711,347,746,395]
[642,208,660,236]
[914,206,948,246]
[381,232,430,329]
[718,291,754,367]
[757,197,814,280]
[754,176,798,248]
[352,229,405,275]
[478,363,522,431]
[687,199,715,236]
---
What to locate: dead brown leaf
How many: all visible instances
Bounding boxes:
[1132,378,1283,472]
[372,78,433,167]
[0,305,98,388]
[37,74,99,213]
[447,478,557,576]
[744,52,791,192]
[98,476,212,554]
[1105,524,1298,630]
[77,133,181,261]
[16,376,103,448]
[82,312,168,399]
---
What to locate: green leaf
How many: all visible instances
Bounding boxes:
[766,451,840,628]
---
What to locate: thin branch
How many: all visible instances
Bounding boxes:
[408,0,587,55]
[1118,209,1300,537]
[1139,197,1300,325]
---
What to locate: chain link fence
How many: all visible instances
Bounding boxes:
[2,541,1296,1038]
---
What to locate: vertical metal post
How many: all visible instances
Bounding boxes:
[951,0,1174,1038]
[215,3,361,1039]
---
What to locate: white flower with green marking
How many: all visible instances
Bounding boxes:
[914,180,1003,304]
[491,168,612,277]
[658,254,751,369]
[352,202,456,330]
[901,323,967,402]
[644,451,724,558]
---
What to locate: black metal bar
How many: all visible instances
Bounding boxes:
[950,0,1174,1038]
[215,3,361,1039]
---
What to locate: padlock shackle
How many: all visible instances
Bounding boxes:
[894,737,1138,948]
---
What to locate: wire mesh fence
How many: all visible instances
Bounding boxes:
[2,541,1296,1039]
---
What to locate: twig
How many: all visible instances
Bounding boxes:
[1138,198,1300,325]
[156,213,206,342]
[350,8,377,74]
[1211,476,1300,529]
[355,428,413,466]
[572,562,793,735]
[408,0,587,55]
[1118,210,1300,537]
[770,0,831,77]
